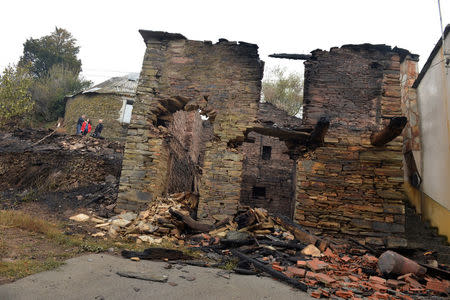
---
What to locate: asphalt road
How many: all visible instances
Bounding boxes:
[0,254,313,300]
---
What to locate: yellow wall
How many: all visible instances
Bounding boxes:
[404,182,450,242]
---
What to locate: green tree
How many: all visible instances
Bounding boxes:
[0,64,34,126]
[30,64,91,122]
[262,66,303,116]
[19,27,82,78]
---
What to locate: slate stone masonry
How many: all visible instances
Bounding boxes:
[117,31,264,219]
[117,31,415,246]
[296,45,413,247]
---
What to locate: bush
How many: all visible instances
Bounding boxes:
[262,66,303,116]
[30,64,91,122]
[0,64,34,126]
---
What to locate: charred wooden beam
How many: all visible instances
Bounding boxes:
[370,117,407,146]
[272,214,320,246]
[269,53,312,60]
[232,250,308,291]
[169,208,214,232]
[121,247,192,260]
[307,116,330,149]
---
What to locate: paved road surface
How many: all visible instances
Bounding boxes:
[0,254,313,300]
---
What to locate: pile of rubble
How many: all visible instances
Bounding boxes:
[0,128,123,215]
[71,192,197,242]
[0,128,123,155]
[70,192,449,299]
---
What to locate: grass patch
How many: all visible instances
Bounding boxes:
[0,210,127,252]
[0,210,59,236]
[0,258,64,280]
[219,258,239,270]
[0,210,143,281]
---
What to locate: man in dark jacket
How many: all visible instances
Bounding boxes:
[92,119,104,139]
[76,115,85,135]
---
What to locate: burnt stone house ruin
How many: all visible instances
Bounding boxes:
[117,30,418,247]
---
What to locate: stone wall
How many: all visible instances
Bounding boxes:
[239,102,303,217]
[117,31,263,215]
[296,45,410,247]
[240,132,297,217]
[116,30,414,246]
[64,94,128,140]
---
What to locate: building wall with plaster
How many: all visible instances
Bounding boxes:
[405,26,450,241]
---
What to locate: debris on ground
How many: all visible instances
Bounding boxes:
[69,191,450,298]
[0,128,123,217]
[116,271,168,282]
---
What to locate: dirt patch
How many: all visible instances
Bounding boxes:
[0,227,73,284]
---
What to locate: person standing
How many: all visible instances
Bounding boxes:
[92,119,104,139]
[76,115,85,135]
[81,119,92,136]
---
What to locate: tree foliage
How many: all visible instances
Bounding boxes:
[0,64,34,126]
[262,66,304,116]
[30,64,91,122]
[19,27,82,78]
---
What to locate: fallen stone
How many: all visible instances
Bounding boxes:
[180,275,196,281]
[108,225,119,238]
[310,290,321,298]
[315,273,335,285]
[119,212,138,222]
[306,258,328,272]
[225,231,251,242]
[92,232,105,237]
[116,271,168,282]
[168,282,178,286]
[369,276,386,285]
[111,219,131,228]
[136,221,158,233]
[297,260,307,268]
[426,279,448,294]
[301,244,321,257]
[286,266,306,277]
[335,289,353,299]
[95,223,110,228]
[363,254,378,265]
[90,217,106,224]
[69,213,90,222]
[130,257,140,261]
[371,292,390,299]
[137,235,162,244]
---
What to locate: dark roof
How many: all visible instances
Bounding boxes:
[413,24,450,88]
[139,30,186,42]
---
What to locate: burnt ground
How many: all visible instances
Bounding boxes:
[0,129,129,283]
[0,128,124,220]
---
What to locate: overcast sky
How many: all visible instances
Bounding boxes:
[1,0,449,84]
